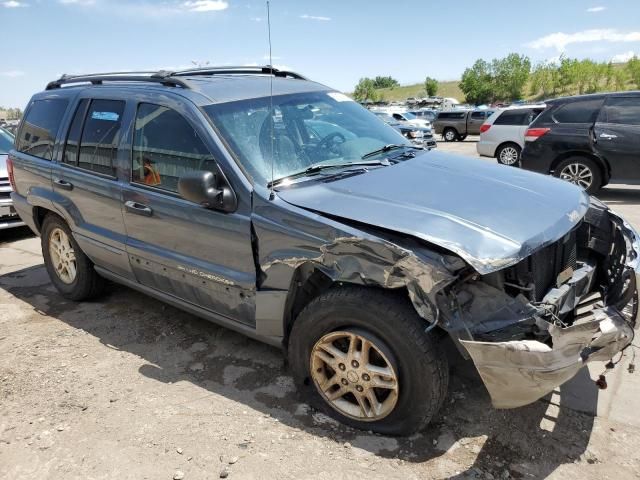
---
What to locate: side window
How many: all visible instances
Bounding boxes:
[552,99,604,124]
[392,113,402,120]
[132,103,213,193]
[599,96,640,126]
[494,110,529,126]
[17,98,69,160]
[470,111,485,120]
[63,99,90,166]
[78,100,125,176]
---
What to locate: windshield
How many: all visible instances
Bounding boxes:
[0,128,14,154]
[402,112,417,120]
[204,91,408,186]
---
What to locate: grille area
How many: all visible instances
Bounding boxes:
[507,229,578,301]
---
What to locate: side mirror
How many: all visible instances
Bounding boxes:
[178,170,237,213]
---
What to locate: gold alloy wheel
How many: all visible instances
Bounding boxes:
[310,330,399,422]
[48,227,77,284]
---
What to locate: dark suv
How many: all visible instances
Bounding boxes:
[8,68,640,435]
[520,91,640,193]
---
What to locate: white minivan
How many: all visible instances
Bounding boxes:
[477,104,545,165]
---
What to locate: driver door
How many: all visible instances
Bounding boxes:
[121,101,256,325]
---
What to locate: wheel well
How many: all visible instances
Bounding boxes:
[282,266,430,346]
[550,152,610,184]
[495,142,521,157]
[33,206,52,233]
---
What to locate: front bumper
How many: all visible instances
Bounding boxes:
[461,210,639,409]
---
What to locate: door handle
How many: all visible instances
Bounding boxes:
[599,133,618,140]
[54,179,74,191]
[124,200,153,217]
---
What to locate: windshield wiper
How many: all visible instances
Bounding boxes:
[268,159,391,188]
[361,144,422,160]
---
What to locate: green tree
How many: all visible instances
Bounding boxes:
[530,61,556,97]
[627,56,640,88]
[353,77,380,102]
[459,59,494,105]
[492,53,531,100]
[372,76,400,89]
[424,76,438,96]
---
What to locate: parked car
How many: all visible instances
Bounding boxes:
[434,109,494,141]
[9,68,639,435]
[0,127,26,230]
[373,112,436,149]
[389,111,431,128]
[521,91,640,193]
[476,105,545,165]
[408,109,438,123]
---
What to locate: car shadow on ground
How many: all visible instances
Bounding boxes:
[1,263,599,477]
[596,186,640,207]
[0,225,34,245]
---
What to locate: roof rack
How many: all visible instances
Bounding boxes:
[165,65,307,80]
[45,71,191,90]
[45,65,307,91]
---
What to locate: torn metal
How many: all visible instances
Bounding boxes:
[261,235,463,322]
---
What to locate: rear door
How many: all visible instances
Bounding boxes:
[593,95,640,182]
[55,97,133,279]
[121,99,256,325]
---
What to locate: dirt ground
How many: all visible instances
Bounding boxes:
[2,141,640,479]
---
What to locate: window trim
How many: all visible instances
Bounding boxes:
[62,98,90,168]
[129,101,219,196]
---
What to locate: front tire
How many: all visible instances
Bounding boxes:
[553,156,602,194]
[496,143,521,166]
[41,214,104,301]
[288,286,448,436]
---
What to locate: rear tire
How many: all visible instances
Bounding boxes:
[288,286,448,436]
[41,214,104,301]
[553,156,602,194]
[458,134,467,141]
[496,143,521,166]
[443,128,458,142]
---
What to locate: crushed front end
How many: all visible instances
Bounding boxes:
[440,200,639,408]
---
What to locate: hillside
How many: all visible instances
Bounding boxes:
[375,80,464,102]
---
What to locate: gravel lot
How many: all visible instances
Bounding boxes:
[1,139,640,480]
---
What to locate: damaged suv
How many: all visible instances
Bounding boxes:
[9,67,640,436]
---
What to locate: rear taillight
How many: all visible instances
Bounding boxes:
[525,127,550,142]
[479,124,491,133]
[6,155,16,191]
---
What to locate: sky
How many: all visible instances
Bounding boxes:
[1,0,640,108]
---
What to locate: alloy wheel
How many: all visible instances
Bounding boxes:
[444,130,456,141]
[310,330,399,421]
[499,146,519,165]
[48,227,77,284]
[559,162,593,190]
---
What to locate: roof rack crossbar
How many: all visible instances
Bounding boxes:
[46,73,190,90]
[168,65,307,80]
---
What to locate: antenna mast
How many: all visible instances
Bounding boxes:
[267,1,275,200]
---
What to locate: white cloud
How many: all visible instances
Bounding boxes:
[3,1,28,7]
[300,14,330,21]
[611,50,637,63]
[526,29,640,51]
[0,70,25,77]
[182,0,228,12]
[586,6,606,12]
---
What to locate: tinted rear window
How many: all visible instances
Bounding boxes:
[17,99,69,160]
[598,96,640,126]
[437,112,465,120]
[552,98,604,124]
[494,109,530,126]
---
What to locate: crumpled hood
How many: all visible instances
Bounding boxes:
[277,152,590,274]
